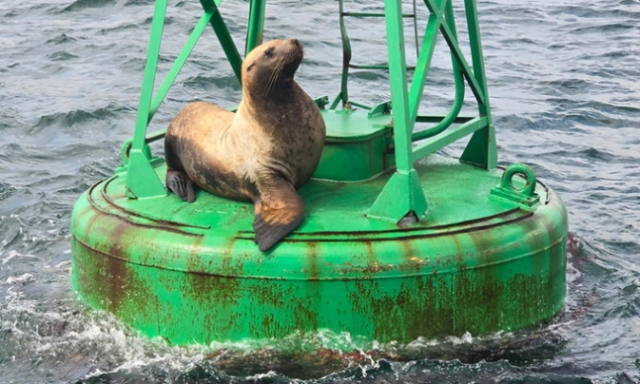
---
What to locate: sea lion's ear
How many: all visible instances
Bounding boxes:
[252,178,305,251]
[246,62,255,73]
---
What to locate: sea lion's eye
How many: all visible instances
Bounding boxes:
[264,48,274,58]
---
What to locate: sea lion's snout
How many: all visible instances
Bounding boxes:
[281,39,303,78]
[285,39,303,61]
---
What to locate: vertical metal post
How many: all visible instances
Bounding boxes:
[384,0,412,174]
[464,0,490,117]
[246,0,265,54]
[460,0,497,169]
[126,0,169,198]
[368,0,427,222]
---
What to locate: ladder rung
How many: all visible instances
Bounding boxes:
[349,64,389,70]
[349,64,416,70]
[342,12,415,18]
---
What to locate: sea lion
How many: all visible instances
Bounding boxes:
[164,39,326,251]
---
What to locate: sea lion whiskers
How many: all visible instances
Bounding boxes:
[265,55,284,94]
[264,48,298,96]
[264,55,285,96]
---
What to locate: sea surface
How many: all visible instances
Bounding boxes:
[1,0,640,383]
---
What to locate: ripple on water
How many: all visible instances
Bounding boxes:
[45,33,78,45]
[30,104,128,132]
[60,0,117,13]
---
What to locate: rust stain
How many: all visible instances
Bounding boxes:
[289,242,320,333]
[105,220,133,315]
[182,236,244,341]
[306,242,320,281]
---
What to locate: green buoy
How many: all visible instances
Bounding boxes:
[70,0,568,345]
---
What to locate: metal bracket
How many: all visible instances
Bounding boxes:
[367,169,428,223]
[490,163,540,210]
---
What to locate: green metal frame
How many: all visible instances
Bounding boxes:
[368,0,496,221]
[125,0,250,199]
[124,0,497,224]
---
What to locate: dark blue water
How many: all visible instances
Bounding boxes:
[1,0,640,382]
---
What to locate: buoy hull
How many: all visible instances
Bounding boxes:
[70,156,567,345]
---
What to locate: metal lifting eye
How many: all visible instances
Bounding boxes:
[264,48,274,58]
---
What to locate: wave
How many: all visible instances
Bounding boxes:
[29,103,133,134]
[61,0,116,13]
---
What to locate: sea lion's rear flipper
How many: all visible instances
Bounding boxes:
[166,169,196,203]
[253,178,305,252]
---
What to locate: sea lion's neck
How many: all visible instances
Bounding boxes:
[240,82,303,129]
[244,80,297,107]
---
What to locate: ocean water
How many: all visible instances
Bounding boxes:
[1,0,640,383]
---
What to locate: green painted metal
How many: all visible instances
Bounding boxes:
[412,117,487,162]
[336,0,419,110]
[71,156,567,345]
[200,0,243,82]
[490,163,541,209]
[411,0,465,141]
[245,0,265,54]
[126,0,168,199]
[332,0,498,221]
[313,110,392,182]
[459,0,497,169]
[407,0,445,125]
[368,169,428,222]
[148,12,214,123]
[368,0,428,221]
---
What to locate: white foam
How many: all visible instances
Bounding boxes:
[244,370,280,380]
[55,260,71,269]
[1,250,36,265]
[1,250,18,264]
[6,273,34,284]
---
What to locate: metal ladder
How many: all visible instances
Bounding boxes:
[331,0,421,110]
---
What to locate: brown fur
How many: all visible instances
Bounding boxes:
[164,39,326,251]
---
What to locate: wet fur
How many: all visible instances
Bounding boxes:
[164,39,326,251]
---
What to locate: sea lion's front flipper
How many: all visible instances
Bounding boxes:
[252,178,305,251]
[166,169,196,203]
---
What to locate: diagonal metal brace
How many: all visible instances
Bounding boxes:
[423,0,486,107]
[407,0,447,124]
[200,0,243,83]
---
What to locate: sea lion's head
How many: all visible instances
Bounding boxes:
[242,39,304,96]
